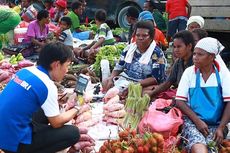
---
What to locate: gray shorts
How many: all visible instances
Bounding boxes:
[181,117,218,152]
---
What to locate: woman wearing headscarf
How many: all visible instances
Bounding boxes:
[187,16,205,31]
[175,37,230,153]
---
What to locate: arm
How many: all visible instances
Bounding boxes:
[149,81,172,98]
[176,100,209,137]
[90,37,105,50]
[102,70,122,92]
[31,37,45,47]
[139,77,157,88]
[47,108,78,128]
[213,102,230,144]
[186,2,192,17]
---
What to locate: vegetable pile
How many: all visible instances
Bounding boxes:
[123,83,150,130]
[68,127,95,153]
[93,43,127,77]
[112,28,128,36]
[99,128,165,153]
[103,87,126,125]
[219,139,230,153]
[79,21,98,34]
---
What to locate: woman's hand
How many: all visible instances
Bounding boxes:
[102,77,114,92]
[213,126,224,145]
[195,119,209,137]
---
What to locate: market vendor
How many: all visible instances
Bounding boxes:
[23,10,50,51]
[0,42,80,153]
[145,30,194,100]
[74,9,115,64]
[175,37,230,153]
[103,20,166,92]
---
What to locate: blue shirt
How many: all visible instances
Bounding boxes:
[114,45,166,83]
[0,66,59,152]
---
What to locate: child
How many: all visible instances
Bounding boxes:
[74,9,115,64]
[126,6,139,43]
[57,16,73,49]
[8,0,21,14]
[53,0,67,23]
[44,0,55,19]
[67,0,92,40]
[166,0,191,42]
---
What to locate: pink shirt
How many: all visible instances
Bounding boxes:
[24,20,49,43]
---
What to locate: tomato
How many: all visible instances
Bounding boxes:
[151,146,157,153]
[127,146,135,153]
[149,137,157,147]
[143,145,149,153]
[115,148,122,153]
[137,146,144,153]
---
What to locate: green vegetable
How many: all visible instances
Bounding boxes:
[92,43,127,77]
[79,21,98,34]
[112,27,128,36]
[123,83,150,129]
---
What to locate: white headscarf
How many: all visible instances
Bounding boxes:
[195,37,224,55]
[195,37,228,71]
[187,16,205,28]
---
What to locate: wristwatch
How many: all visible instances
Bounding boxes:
[74,105,81,115]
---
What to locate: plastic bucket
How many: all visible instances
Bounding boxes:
[14,28,27,44]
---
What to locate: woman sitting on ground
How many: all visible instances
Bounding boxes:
[23,10,50,51]
[175,37,230,153]
[103,20,166,92]
[146,30,194,100]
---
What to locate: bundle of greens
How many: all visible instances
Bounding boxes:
[79,21,98,34]
[93,43,127,77]
[112,27,128,36]
[123,83,150,129]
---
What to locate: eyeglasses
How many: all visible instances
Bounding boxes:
[135,33,150,39]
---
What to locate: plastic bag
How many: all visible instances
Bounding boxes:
[138,98,183,139]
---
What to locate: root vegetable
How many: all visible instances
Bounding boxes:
[77,118,99,128]
[103,103,124,112]
[73,141,93,150]
[104,87,120,102]
[106,109,126,118]
[75,111,92,124]
[104,95,120,106]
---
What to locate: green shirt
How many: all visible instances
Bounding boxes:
[152,9,167,31]
[67,11,80,32]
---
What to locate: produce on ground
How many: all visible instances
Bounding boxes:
[68,127,95,153]
[93,43,127,77]
[123,83,150,130]
[79,21,98,34]
[103,88,126,125]
[112,28,128,36]
[219,139,230,153]
[98,128,165,153]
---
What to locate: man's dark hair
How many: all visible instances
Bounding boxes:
[44,0,53,4]
[135,20,155,39]
[60,16,72,26]
[146,0,156,9]
[127,6,139,19]
[95,9,106,22]
[173,30,195,51]
[37,10,49,21]
[191,28,208,40]
[38,42,73,70]
[71,0,82,11]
